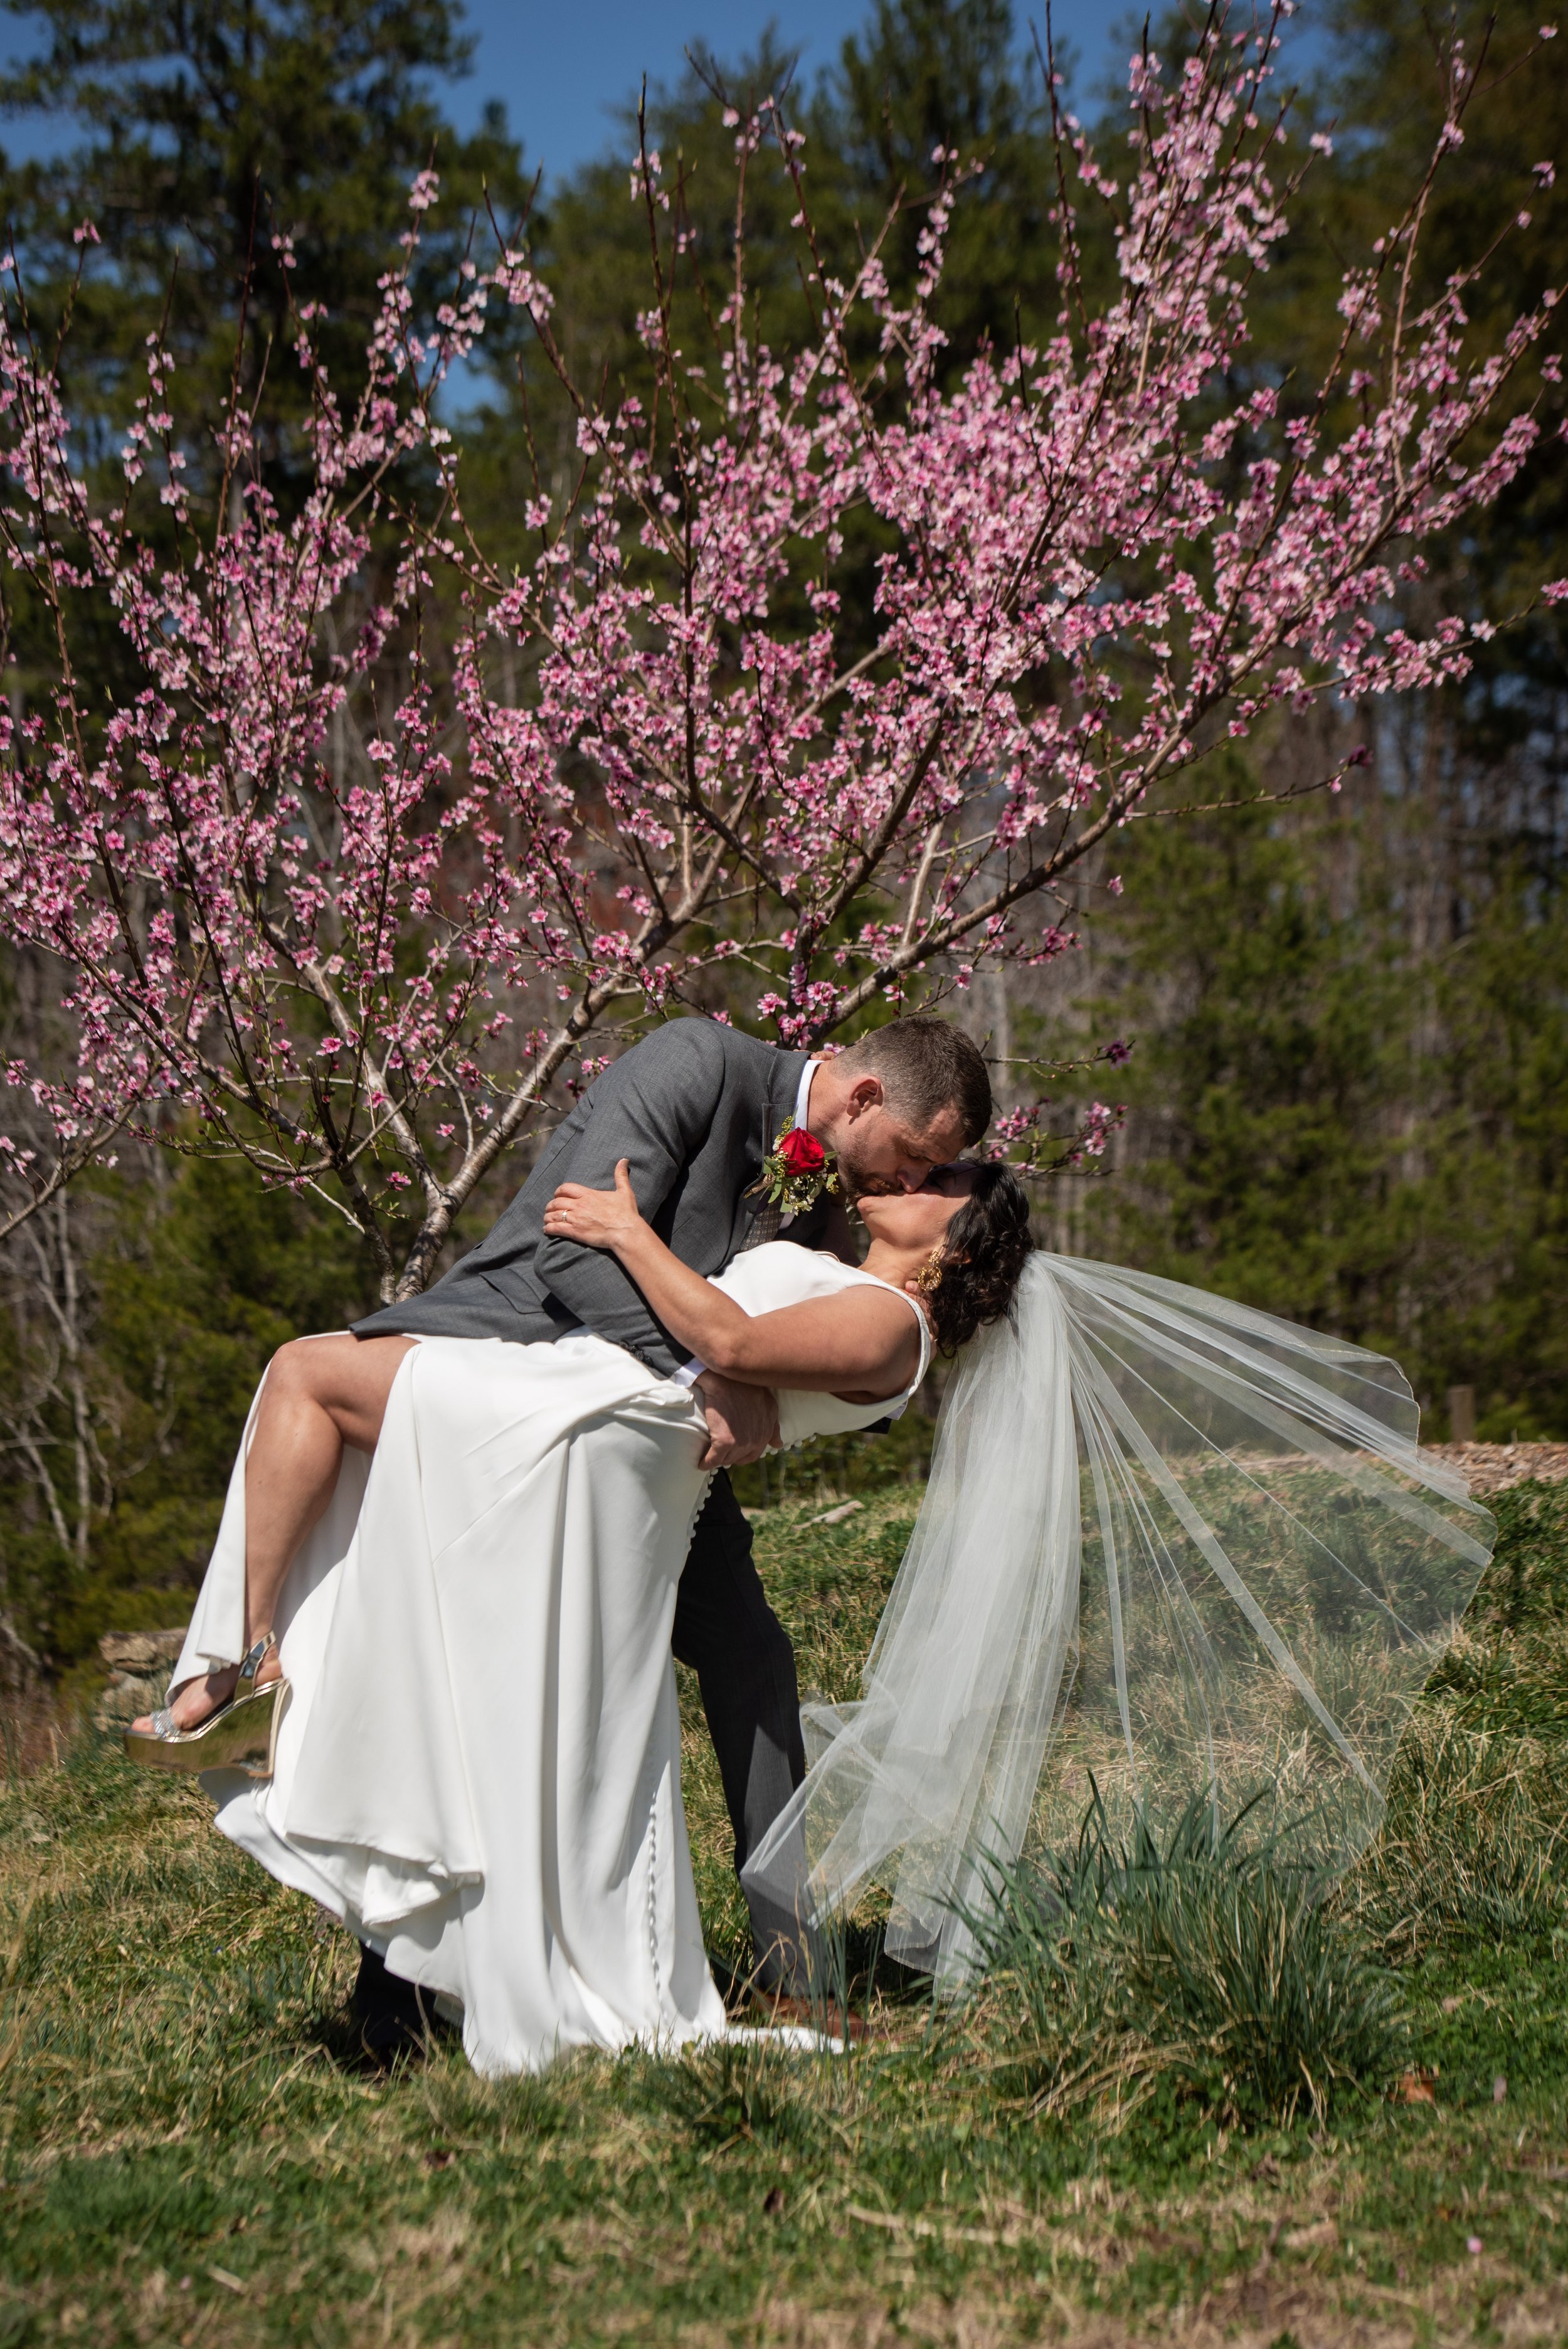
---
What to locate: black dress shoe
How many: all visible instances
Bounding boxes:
[352,1941,445,2068]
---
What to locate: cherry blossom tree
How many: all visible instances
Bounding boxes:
[0,7,1561,1300]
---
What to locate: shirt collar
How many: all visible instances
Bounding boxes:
[793,1056,817,1137]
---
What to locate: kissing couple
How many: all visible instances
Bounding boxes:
[128,1015,1495,2076]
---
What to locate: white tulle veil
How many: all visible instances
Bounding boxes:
[741,1251,1496,1990]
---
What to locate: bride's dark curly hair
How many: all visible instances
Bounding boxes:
[922,1162,1034,1355]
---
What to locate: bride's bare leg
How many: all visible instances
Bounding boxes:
[139,1334,415,1732]
[243,1333,416,1653]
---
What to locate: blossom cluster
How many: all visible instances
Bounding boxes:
[0,6,1560,1291]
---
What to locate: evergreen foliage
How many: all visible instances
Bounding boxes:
[1054,0,1568,1438]
[0,0,531,490]
[0,1159,373,1673]
[1079,793,1568,1436]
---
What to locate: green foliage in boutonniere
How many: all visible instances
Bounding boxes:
[751,1116,840,1215]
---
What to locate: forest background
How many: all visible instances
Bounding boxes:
[0,0,1564,1693]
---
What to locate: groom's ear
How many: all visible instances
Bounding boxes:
[842,1074,885,1121]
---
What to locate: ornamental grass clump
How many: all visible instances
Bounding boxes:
[961,1788,1403,2129]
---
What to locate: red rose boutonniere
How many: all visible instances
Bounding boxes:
[752,1116,840,1216]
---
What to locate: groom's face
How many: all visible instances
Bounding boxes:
[832,1083,970,1196]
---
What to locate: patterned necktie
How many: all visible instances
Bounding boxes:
[739,1198,783,1251]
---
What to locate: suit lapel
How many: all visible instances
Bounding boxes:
[731,1046,810,1256]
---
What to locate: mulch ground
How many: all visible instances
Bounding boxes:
[1423,1441,1568,1495]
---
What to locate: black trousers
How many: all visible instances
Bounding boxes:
[672,1470,812,1990]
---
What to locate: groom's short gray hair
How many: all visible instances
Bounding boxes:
[835,1017,992,1147]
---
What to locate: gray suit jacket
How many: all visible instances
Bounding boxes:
[356,1020,829,1376]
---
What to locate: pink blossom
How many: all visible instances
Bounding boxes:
[0,21,1559,1291]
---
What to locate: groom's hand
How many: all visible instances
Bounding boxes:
[694,1370,780,1468]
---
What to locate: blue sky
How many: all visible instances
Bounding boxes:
[2,0,1131,184]
[441,1,1130,181]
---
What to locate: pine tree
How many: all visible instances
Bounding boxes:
[0,0,529,496]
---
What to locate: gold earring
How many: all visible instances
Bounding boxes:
[914,1253,943,1298]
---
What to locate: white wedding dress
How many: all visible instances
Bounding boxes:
[168,1243,929,2077]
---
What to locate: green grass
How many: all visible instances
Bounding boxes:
[2,1483,1566,2346]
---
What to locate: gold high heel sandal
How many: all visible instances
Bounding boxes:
[123,1634,290,1779]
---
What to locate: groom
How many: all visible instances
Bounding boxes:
[351,1013,991,2042]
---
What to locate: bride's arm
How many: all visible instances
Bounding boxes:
[542,1161,921,1401]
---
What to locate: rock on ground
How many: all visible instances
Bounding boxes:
[93,1627,188,1729]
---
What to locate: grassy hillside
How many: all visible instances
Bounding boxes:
[1,1484,1565,2347]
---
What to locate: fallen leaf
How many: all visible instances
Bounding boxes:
[1395,2069,1438,2104]
[763,2186,785,2216]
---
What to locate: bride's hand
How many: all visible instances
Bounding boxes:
[543,1159,645,1253]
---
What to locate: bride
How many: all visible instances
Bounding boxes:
[127,1156,1031,2076]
